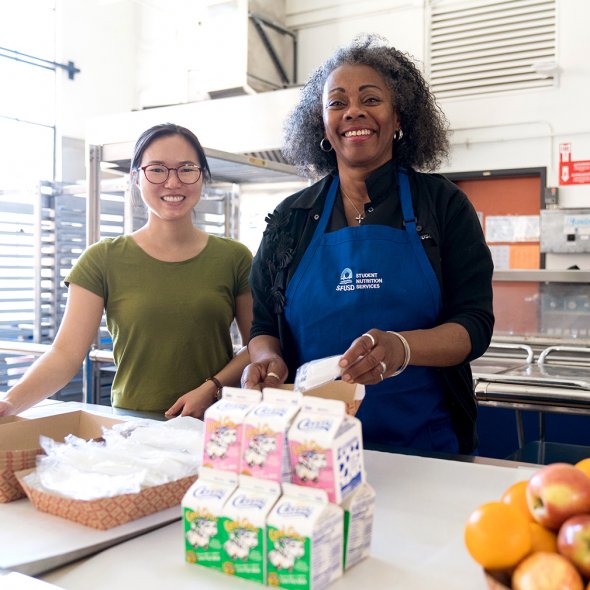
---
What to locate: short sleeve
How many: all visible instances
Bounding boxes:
[64,240,109,299]
[233,241,253,296]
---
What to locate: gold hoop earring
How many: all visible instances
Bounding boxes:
[320,138,333,152]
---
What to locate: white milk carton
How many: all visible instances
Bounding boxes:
[288,396,364,503]
[218,475,281,584]
[240,387,302,482]
[341,482,376,569]
[182,467,238,571]
[266,482,343,590]
[202,387,261,472]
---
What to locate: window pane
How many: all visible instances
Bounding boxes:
[0,61,55,125]
[0,1,55,56]
[0,118,54,186]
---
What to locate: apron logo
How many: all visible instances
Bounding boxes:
[336,268,383,292]
[336,267,355,292]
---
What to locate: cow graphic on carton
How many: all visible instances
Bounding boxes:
[186,513,218,549]
[243,431,277,468]
[268,531,306,570]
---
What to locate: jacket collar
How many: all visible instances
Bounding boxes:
[288,160,401,211]
[287,175,334,210]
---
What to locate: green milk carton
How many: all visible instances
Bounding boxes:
[218,475,281,583]
[266,483,343,590]
[182,467,238,570]
[341,482,376,569]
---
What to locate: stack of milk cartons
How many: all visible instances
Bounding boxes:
[183,386,375,590]
[287,395,376,571]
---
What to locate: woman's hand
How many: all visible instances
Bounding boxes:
[339,330,407,384]
[165,382,218,419]
[241,356,289,390]
[0,399,15,417]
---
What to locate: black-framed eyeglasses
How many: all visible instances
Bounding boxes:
[140,164,202,184]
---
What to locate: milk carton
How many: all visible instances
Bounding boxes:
[240,388,302,482]
[266,483,343,590]
[218,475,281,583]
[341,482,376,569]
[182,467,238,570]
[288,396,364,503]
[202,387,261,472]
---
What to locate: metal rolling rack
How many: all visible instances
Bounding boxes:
[0,147,303,404]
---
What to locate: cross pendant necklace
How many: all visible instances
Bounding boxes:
[341,187,365,224]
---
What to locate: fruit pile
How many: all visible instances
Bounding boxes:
[465,459,590,590]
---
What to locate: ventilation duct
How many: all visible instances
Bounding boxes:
[192,0,296,100]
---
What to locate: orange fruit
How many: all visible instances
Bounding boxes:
[529,521,557,553]
[575,457,590,479]
[501,480,535,522]
[465,501,532,569]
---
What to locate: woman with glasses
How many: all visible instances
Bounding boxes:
[0,123,253,419]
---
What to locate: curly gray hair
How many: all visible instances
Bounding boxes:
[282,34,449,178]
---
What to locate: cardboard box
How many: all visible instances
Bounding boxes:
[17,468,197,530]
[0,411,123,503]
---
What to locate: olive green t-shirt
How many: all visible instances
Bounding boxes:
[65,235,252,412]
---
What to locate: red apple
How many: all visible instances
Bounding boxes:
[558,514,590,579]
[512,551,584,590]
[526,463,590,530]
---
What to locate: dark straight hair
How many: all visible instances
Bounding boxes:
[131,123,212,183]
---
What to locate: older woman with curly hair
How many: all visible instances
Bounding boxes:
[242,35,494,454]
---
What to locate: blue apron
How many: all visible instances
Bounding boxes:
[284,172,458,452]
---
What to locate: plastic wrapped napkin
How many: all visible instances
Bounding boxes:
[294,355,344,392]
[26,416,203,500]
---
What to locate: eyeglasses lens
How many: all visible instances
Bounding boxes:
[144,165,201,184]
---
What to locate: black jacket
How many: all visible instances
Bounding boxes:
[250,164,494,453]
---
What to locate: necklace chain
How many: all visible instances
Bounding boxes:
[340,187,365,224]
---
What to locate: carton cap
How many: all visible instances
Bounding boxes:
[238,474,281,496]
[198,466,239,486]
[300,395,346,416]
[221,387,262,404]
[281,482,329,504]
[262,388,303,405]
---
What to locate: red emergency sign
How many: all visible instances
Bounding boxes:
[559,143,590,185]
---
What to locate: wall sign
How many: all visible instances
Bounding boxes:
[559,143,590,185]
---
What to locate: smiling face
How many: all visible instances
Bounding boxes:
[134,134,203,222]
[322,63,399,175]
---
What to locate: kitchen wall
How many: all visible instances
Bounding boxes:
[56,0,590,213]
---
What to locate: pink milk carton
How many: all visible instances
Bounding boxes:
[202,387,261,473]
[240,387,302,482]
[288,396,364,504]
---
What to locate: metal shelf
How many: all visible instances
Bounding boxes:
[99,142,304,184]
